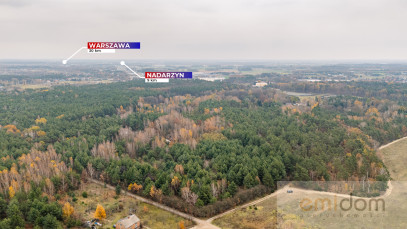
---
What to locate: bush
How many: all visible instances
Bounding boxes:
[82,192,88,198]
[196,199,204,207]
[115,185,121,196]
[66,217,82,228]
[68,191,75,198]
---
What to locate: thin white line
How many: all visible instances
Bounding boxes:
[121,61,144,79]
[63,47,87,64]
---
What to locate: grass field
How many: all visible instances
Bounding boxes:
[274,187,390,229]
[72,182,194,229]
[212,197,278,229]
[379,138,407,181]
[212,196,310,229]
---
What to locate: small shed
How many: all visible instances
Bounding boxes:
[116,214,141,229]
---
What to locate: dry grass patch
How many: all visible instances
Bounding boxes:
[73,182,194,229]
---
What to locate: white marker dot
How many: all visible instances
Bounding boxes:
[120,61,125,66]
[62,60,67,65]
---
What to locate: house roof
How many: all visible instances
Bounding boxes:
[117,214,140,228]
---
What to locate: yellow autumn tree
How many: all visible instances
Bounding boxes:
[150,186,156,198]
[35,117,47,125]
[94,204,106,220]
[366,107,380,117]
[179,220,185,229]
[171,176,180,191]
[9,186,15,198]
[128,183,133,191]
[119,105,125,114]
[311,102,319,110]
[4,125,20,133]
[62,202,75,219]
[128,182,143,192]
[56,114,65,119]
[31,125,40,131]
[354,100,363,107]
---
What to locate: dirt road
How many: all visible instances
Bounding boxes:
[379,136,407,150]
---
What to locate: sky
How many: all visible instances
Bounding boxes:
[0,0,406,60]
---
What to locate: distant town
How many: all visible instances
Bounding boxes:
[1,61,407,91]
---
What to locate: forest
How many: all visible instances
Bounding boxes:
[0,77,404,227]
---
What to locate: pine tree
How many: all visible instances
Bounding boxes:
[43,214,58,229]
[228,182,237,196]
[243,173,255,189]
[263,172,274,188]
[7,202,24,228]
[115,185,121,196]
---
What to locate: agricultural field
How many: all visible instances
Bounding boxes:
[72,182,194,229]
